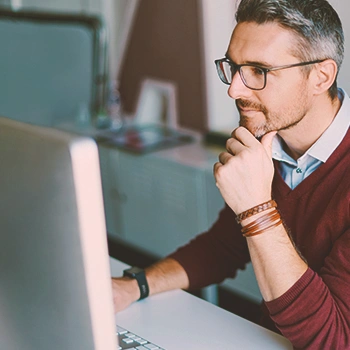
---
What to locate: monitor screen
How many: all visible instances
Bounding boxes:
[0,117,117,350]
[0,10,105,127]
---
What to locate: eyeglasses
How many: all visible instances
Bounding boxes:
[215,57,325,90]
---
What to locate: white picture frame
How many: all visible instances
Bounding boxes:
[134,77,179,129]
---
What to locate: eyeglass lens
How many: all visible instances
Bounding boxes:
[218,61,266,89]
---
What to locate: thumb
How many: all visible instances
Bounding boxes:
[261,131,277,157]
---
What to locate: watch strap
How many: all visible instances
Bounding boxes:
[123,268,149,300]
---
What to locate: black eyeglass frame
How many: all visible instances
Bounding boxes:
[214,57,326,90]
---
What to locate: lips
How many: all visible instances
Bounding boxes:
[236,100,265,114]
[238,106,261,113]
[239,107,258,112]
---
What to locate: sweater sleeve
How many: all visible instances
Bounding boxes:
[265,227,350,349]
[167,204,251,290]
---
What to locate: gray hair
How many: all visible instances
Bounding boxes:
[235,0,344,99]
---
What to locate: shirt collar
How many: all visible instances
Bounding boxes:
[272,136,294,165]
[308,88,350,162]
[272,88,350,164]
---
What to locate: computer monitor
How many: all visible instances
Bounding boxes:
[0,117,117,350]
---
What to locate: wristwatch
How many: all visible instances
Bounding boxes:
[123,266,149,300]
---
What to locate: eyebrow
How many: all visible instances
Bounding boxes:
[224,53,273,68]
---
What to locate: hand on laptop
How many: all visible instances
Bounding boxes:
[111,277,140,313]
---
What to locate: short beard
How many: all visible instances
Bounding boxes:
[236,99,270,138]
[239,112,305,139]
[239,116,269,138]
[237,99,307,139]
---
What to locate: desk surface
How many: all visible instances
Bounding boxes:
[110,257,292,350]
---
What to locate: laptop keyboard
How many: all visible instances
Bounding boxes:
[117,325,165,350]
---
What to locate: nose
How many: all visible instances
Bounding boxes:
[227,71,253,100]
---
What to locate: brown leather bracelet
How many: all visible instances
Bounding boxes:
[241,210,280,234]
[241,207,282,237]
[243,219,282,237]
[236,199,277,224]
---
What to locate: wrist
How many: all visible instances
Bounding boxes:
[119,276,141,302]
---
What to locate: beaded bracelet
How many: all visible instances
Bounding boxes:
[235,199,277,224]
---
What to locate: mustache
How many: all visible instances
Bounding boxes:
[236,99,267,113]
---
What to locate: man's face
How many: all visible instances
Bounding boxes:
[226,21,314,138]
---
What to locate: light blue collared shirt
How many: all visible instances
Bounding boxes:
[272,89,350,189]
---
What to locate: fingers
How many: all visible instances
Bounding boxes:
[217,127,276,171]
[213,161,221,178]
[231,127,259,148]
[218,151,232,164]
[230,127,277,156]
[260,131,277,157]
[214,127,275,214]
[226,135,246,155]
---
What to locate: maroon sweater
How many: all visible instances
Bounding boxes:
[169,129,350,349]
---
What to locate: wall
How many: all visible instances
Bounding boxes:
[200,0,238,134]
[0,0,139,83]
[7,0,97,12]
[118,0,207,132]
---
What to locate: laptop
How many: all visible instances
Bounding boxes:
[0,117,164,349]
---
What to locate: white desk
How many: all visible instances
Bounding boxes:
[110,257,292,350]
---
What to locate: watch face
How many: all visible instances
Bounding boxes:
[124,267,143,276]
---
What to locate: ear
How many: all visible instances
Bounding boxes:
[312,59,338,95]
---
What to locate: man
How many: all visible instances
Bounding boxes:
[112,0,350,348]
